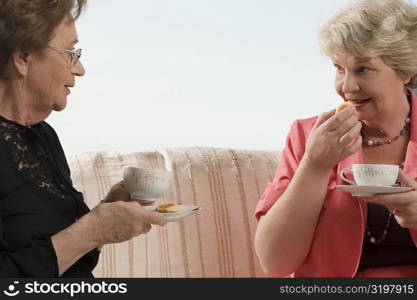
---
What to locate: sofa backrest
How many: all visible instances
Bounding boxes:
[68,147,280,277]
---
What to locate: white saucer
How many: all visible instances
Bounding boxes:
[144,205,201,222]
[335,185,414,197]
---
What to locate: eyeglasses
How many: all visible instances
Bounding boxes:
[47,45,82,67]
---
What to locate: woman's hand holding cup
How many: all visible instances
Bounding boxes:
[122,167,171,204]
[102,180,153,206]
[304,107,362,171]
[102,181,130,203]
[89,168,169,249]
[101,167,171,206]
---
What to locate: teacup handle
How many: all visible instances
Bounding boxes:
[338,168,356,185]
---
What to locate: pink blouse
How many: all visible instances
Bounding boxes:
[255,92,417,277]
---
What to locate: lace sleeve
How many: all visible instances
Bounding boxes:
[0,119,67,199]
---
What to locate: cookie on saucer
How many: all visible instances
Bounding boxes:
[156,203,181,213]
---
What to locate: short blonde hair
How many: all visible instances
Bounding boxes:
[319,0,417,88]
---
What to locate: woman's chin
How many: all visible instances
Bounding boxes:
[356,110,377,123]
[353,103,376,120]
[53,99,67,111]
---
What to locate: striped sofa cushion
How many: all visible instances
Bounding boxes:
[68,147,280,277]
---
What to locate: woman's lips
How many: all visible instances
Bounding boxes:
[350,98,372,108]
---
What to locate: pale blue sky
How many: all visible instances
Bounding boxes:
[49,0,369,154]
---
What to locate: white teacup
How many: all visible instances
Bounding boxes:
[339,164,399,186]
[123,167,171,201]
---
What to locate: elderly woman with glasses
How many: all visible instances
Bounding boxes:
[0,0,166,277]
[255,0,417,277]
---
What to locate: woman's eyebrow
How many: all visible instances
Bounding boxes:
[354,57,371,64]
[67,39,79,47]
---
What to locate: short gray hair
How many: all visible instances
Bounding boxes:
[319,0,417,88]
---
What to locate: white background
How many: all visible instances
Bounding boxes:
[48,0,360,155]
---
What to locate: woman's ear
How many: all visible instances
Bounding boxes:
[404,75,411,85]
[10,51,30,76]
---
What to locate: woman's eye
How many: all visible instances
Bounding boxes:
[357,66,370,73]
[334,65,344,73]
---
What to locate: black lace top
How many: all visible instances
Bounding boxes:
[0,115,99,277]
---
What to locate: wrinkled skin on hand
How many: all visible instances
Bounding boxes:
[304,107,362,170]
[90,181,166,250]
[102,181,130,203]
[84,201,167,247]
[103,181,153,206]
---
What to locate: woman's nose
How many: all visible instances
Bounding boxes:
[72,60,85,77]
[341,73,359,94]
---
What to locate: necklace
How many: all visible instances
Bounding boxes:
[362,117,411,147]
[365,162,404,244]
[366,210,393,244]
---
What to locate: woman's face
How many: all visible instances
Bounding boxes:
[26,17,85,113]
[333,53,409,121]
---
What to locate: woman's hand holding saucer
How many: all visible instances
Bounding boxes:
[84,200,167,248]
[364,169,417,229]
[304,107,362,170]
[95,181,165,251]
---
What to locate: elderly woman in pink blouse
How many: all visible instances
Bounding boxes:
[255,0,417,277]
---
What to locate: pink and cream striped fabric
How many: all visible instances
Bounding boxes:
[68,147,280,277]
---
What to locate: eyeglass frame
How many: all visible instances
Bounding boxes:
[47,45,82,67]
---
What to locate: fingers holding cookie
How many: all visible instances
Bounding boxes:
[312,110,335,131]
[335,101,353,113]
[321,105,355,132]
[338,121,362,147]
[304,101,360,170]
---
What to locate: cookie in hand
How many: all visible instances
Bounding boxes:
[335,101,353,113]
